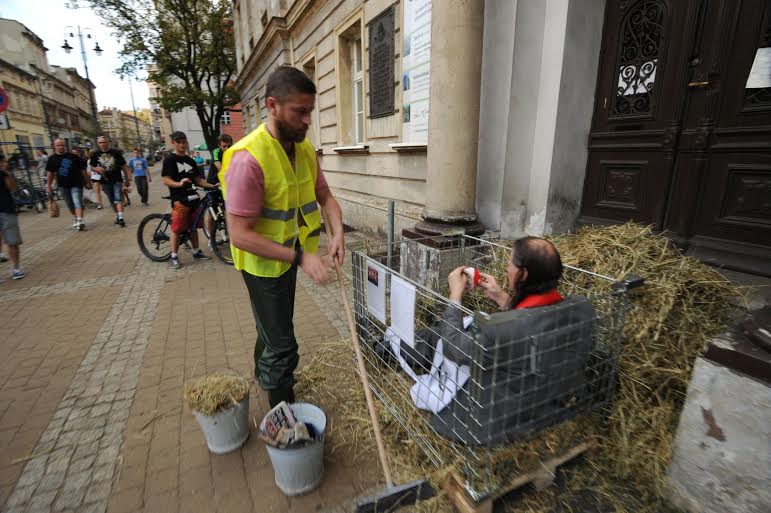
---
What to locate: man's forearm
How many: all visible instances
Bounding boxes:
[229,214,295,263]
[321,196,344,238]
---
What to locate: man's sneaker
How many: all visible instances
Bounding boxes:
[117,218,126,227]
[73,220,79,229]
[11,269,25,280]
[192,250,210,260]
[78,222,86,231]
[96,204,103,210]
[170,257,181,270]
[114,216,120,224]
[0,254,7,263]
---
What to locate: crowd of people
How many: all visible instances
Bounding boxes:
[0,132,238,280]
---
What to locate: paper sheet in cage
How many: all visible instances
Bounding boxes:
[366,263,387,324]
[385,315,473,413]
[389,275,415,347]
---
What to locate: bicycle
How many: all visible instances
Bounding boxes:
[136,187,233,265]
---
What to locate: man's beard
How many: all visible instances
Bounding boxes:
[275,118,306,143]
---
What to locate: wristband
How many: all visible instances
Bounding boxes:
[293,247,303,267]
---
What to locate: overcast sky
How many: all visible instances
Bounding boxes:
[0,0,150,111]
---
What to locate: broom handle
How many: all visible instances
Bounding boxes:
[322,218,394,488]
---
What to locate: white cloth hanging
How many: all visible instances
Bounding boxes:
[385,316,473,414]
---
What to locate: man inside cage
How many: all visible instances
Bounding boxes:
[382,236,596,445]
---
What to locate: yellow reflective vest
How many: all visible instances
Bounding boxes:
[219,123,321,278]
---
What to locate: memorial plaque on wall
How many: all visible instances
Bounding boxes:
[368,6,395,118]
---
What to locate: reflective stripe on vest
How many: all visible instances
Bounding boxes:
[219,123,321,277]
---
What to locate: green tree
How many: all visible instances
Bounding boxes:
[80,0,238,152]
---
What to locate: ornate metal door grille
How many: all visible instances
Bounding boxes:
[612,0,666,117]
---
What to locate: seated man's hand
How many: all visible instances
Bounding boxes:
[448,266,468,303]
[300,252,330,284]
[479,272,513,310]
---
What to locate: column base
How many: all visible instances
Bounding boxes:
[413,219,485,237]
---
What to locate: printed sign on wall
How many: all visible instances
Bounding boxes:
[401,0,431,144]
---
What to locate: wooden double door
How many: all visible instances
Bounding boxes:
[579,0,771,275]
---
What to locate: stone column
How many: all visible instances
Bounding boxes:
[415,0,485,236]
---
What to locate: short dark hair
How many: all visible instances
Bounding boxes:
[511,236,563,304]
[265,65,316,102]
[97,134,110,142]
[217,134,233,144]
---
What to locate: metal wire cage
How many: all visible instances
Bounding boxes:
[350,233,637,494]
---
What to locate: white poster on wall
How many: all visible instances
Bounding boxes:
[401,0,431,144]
[366,263,387,324]
[746,47,771,89]
[390,275,416,348]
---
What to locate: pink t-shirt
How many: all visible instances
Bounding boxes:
[224,150,329,218]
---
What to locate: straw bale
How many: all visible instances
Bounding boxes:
[184,373,250,416]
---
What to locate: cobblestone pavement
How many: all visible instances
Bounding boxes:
[0,175,383,513]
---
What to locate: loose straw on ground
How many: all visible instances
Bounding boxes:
[296,223,740,512]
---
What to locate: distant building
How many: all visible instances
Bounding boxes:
[220,105,245,143]
[0,18,96,154]
[97,108,153,151]
[146,73,173,150]
[147,66,243,154]
[0,57,48,155]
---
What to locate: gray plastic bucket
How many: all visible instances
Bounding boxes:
[194,396,250,454]
[262,402,327,496]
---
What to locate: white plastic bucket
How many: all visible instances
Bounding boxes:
[263,402,327,496]
[194,396,250,454]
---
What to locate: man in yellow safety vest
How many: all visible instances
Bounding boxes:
[220,66,345,407]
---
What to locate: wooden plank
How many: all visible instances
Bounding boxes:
[442,442,594,513]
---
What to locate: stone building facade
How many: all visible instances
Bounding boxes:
[232,0,770,275]
[0,18,97,153]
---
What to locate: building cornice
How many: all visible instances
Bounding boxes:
[234,0,317,93]
[0,58,38,81]
[235,18,289,92]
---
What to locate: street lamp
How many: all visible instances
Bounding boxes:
[61,25,101,142]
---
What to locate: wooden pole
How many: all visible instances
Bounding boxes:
[322,218,394,488]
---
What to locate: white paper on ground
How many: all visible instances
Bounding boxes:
[390,275,416,347]
[366,262,387,324]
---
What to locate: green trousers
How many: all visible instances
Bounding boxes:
[241,266,299,393]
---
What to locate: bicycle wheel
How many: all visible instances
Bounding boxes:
[211,217,233,265]
[137,213,172,261]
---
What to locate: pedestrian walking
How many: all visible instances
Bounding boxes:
[0,155,25,279]
[129,147,151,206]
[220,66,345,407]
[161,131,218,269]
[89,135,131,227]
[46,139,88,231]
[35,149,48,182]
[87,148,105,209]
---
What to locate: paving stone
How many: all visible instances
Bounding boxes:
[5,484,35,508]
[91,465,114,484]
[68,454,98,475]
[17,456,47,489]
[83,478,113,504]
[77,501,108,513]
[38,468,67,492]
